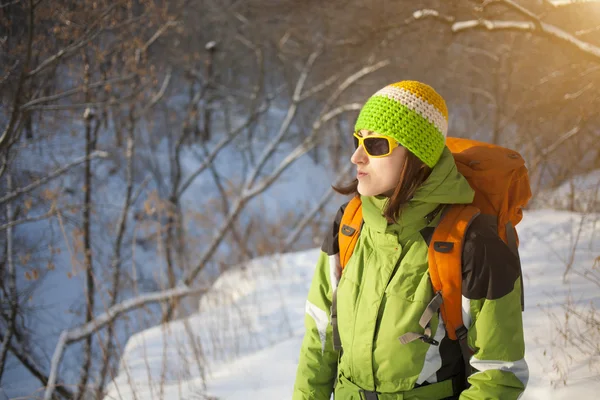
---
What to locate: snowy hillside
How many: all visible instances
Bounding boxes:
[102,209,600,400]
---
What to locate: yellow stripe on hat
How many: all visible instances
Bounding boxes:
[390,81,448,121]
[373,85,448,137]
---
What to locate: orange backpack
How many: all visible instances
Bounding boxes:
[334,138,531,363]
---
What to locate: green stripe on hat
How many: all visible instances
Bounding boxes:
[355,95,446,168]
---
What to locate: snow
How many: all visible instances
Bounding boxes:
[101,209,600,400]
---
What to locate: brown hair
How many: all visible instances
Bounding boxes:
[333,151,432,224]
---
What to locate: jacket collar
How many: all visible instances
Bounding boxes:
[361,146,474,240]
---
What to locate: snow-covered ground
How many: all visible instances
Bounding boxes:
[102,209,600,400]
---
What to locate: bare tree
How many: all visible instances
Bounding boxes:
[2,0,599,397]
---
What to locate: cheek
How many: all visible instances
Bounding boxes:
[370,158,402,187]
[382,160,403,187]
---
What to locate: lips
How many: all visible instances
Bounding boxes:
[357,171,368,179]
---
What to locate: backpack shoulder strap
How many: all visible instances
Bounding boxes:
[332,196,363,352]
[339,196,363,270]
[399,204,480,344]
[428,204,480,339]
[429,204,480,387]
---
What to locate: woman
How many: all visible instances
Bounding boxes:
[293,81,528,399]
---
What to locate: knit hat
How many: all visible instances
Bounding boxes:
[354,81,448,168]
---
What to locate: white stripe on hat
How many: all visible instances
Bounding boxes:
[373,86,448,137]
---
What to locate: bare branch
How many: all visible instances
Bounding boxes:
[0,175,16,380]
[0,205,56,231]
[467,86,497,106]
[0,150,108,206]
[452,19,535,32]
[244,48,323,189]
[530,121,584,171]
[540,123,583,158]
[43,284,209,400]
[0,331,73,399]
[0,0,24,8]
[541,0,598,7]
[141,21,181,54]
[576,24,600,37]
[322,60,390,116]
[407,9,455,24]
[26,4,118,78]
[245,104,362,200]
[97,108,137,395]
[20,73,136,110]
[23,86,147,111]
[282,162,354,252]
[317,104,363,130]
[299,73,341,102]
[28,32,103,79]
[183,197,246,287]
[0,61,19,86]
[498,0,540,20]
[75,55,96,400]
[455,44,500,61]
[131,175,152,205]
[176,100,270,197]
[139,68,172,115]
[564,81,594,100]
[410,5,600,60]
[0,0,33,152]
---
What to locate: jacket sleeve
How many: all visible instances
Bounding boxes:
[459,217,529,400]
[292,250,340,400]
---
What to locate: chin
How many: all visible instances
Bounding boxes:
[357,185,377,197]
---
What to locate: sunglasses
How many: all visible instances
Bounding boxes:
[353,132,400,158]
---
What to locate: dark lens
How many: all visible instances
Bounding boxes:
[364,137,390,156]
[353,135,359,149]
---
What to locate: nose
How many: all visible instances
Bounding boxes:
[351,145,368,165]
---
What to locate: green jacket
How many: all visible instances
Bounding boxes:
[293,147,528,399]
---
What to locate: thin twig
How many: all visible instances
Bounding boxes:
[0,0,25,8]
[141,20,180,53]
[282,162,354,252]
[0,150,108,206]
[0,61,19,86]
[96,106,137,396]
[0,0,34,152]
[244,47,323,189]
[530,121,583,172]
[0,205,56,231]
[26,4,118,78]
[0,331,73,399]
[139,68,172,115]
[23,86,147,111]
[20,73,136,109]
[176,101,270,197]
[0,175,16,380]
[75,52,95,400]
[576,24,600,37]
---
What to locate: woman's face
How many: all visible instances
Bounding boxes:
[351,130,408,197]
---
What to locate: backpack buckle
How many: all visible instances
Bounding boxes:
[341,224,356,236]
[455,325,468,341]
[419,335,440,346]
[433,241,454,253]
